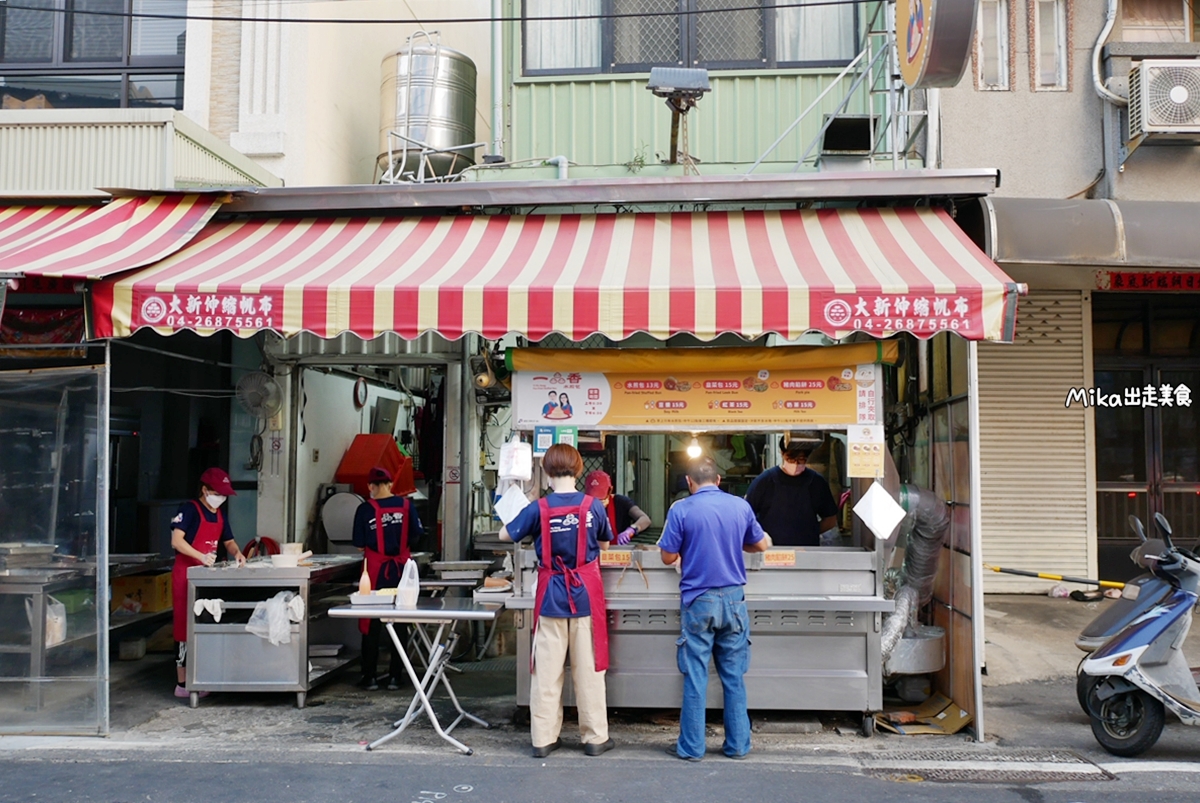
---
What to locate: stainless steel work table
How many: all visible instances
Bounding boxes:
[506,546,895,727]
[186,554,360,708]
[329,598,500,754]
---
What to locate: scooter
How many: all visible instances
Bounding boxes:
[1080,513,1200,757]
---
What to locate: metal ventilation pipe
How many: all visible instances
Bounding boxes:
[880,485,951,661]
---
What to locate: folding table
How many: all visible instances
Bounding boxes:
[329,598,500,754]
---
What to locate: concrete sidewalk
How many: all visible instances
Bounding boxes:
[2,594,1197,772]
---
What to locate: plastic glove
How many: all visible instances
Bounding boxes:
[200,552,216,567]
[615,527,637,546]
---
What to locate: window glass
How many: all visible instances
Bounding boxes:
[0,74,123,108]
[978,0,1009,89]
[776,0,856,62]
[1095,369,1148,482]
[128,73,183,108]
[131,0,187,58]
[67,0,126,62]
[1160,370,1200,483]
[932,332,950,402]
[1035,0,1066,88]
[1122,0,1187,43]
[524,0,601,71]
[613,0,681,67]
[0,0,56,63]
[949,333,968,398]
[695,0,764,64]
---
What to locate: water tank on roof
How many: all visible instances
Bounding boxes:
[378,31,478,181]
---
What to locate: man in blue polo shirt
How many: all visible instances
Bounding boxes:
[658,457,771,761]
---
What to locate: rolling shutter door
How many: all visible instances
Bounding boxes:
[977,290,1093,592]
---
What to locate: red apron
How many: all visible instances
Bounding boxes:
[172,501,224,642]
[358,498,412,635]
[530,496,609,673]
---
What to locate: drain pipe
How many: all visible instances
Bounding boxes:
[880,485,950,660]
[1093,0,1128,106]
[491,0,504,156]
[545,156,569,179]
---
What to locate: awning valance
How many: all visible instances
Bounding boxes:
[0,195,222,280]
[91,207,1023,342]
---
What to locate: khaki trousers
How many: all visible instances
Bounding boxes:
[530,614,608,747]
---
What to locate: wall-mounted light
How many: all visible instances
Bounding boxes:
[686,436,702,459]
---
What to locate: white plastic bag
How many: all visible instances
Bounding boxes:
[246,590,295,645]
[25,596,66,647]
[494,481,532,525]
[498,439,533,481]
[395,559,419,609]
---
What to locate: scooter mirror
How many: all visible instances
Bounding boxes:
[1153,512,1176,550]
[1128,515,1148,544]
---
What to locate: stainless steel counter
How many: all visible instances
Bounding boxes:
[506,546,891,725]
[185,554,361,708]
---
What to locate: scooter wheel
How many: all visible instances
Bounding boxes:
[1089,689,1165,757]
[1076,672,1101,715]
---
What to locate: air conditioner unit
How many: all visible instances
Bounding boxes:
[1128,59,1200,143]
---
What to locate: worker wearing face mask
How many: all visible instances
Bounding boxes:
[170,467,245,699]
[744,437,839,547]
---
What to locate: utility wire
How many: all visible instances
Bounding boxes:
[0,0,872,26]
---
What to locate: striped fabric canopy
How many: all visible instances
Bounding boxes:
[91,207,1023,342]
[0,195,222,280]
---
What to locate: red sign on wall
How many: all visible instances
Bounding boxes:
[1097,271,1200,291]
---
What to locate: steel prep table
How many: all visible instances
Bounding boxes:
[505,545,894,728]
[185,554,361,708]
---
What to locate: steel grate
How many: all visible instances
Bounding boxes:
[860,748,1114,784]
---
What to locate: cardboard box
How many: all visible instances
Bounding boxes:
[111,573,172,614]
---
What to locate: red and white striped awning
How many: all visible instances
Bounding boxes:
[91,207,1023,342]
[0,195,222,280]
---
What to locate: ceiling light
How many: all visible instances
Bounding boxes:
[687,436,702,459]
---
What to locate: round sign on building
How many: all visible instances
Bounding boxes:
[897,0,980,88]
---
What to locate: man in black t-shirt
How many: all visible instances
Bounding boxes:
[744,440,838,547]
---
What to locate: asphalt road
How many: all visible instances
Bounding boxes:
[1,746,1198,803]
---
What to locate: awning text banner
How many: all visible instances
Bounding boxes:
[510,345,889,431]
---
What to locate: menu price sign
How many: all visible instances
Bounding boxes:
[513,364,878,431]
[847,424,886,478]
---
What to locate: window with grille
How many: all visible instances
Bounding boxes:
[0,0,185,108]
[976,0,1010,90]
[523,0,856,76]
[1033,0,1067,89]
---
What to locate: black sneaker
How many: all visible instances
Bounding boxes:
[665,743,702,762]
[531,738,562,758]
[584,738,615,756]
[357,677,379,691]
[386,678,402,691]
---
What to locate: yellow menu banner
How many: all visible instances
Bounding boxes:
[513,363,879,431]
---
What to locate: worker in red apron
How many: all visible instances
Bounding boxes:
[500,444,615,758]
[169,467,245,699]
[351,465,423,690]
[584,470,652,545]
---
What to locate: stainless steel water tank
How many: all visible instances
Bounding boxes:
[379,37,477,179]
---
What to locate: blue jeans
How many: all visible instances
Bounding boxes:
[675,585,751,759]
